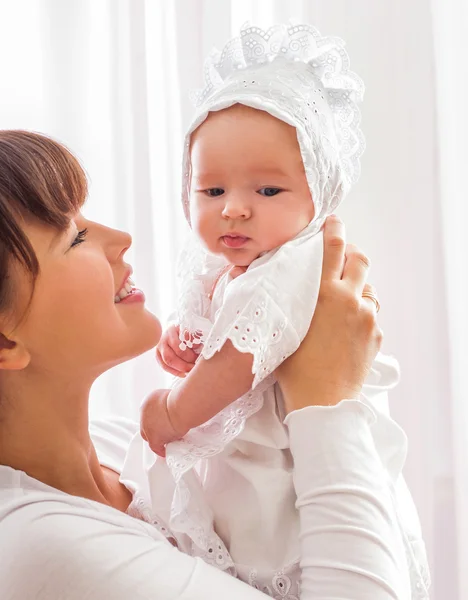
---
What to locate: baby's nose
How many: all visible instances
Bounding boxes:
[222,196,251,220]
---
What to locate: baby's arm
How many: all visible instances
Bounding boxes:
[141,341,254,456]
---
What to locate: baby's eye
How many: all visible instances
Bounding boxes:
[258,187,282,197]
[205,188,225,197]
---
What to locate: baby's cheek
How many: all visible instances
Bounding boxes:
[194,214,218,249]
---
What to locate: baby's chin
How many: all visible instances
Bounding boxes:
[222,249,269,268]
[209,239,277,267]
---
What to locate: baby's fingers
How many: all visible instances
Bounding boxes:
[155,346,189,377]
[149,441,166,458]
[142,427,166,457]
[168,327,199,363]
[158,344,194,375]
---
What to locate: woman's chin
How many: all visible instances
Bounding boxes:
[118,309,162,362]
[138,310,163,349]
[92,308,163,375]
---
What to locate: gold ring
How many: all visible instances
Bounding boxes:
[362,291,381,313]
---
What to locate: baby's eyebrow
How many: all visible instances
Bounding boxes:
[191,166,297,182]
[191,173,218,181]
[255,167,290,177]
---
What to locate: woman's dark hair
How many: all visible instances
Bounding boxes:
[0,130,88,312]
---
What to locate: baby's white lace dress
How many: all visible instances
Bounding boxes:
[143,226,430,599]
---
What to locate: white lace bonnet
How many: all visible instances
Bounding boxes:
[181,21,365,226]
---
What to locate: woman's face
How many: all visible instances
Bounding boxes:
[6,213,162,383]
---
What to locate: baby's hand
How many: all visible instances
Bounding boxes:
[140,389,185,457]
[156,324,199,377]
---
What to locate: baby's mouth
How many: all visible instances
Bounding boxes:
[221,234,250,249]
[114,277,136,303]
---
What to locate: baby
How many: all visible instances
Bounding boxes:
[143,102,316,454]
[139,23,430,598]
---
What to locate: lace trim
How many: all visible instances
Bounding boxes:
[247,562,301,599]
[165,468,236,573]
[201,291,299,390]
[166,388,265,478]
[176,235,226,351]
[189,535,237,575]
[126,493,176,544]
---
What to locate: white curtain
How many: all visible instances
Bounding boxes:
[0,1,464,597]
[431,0,468,597]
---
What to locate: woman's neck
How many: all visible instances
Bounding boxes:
[0,371,118,507]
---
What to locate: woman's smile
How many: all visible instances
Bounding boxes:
[114,275,145,304]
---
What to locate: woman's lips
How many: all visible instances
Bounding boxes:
[222,235,250,248]
[118,289,146,304]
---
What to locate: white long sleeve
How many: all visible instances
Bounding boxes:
[286,400,411,599]
[0,401,410,599]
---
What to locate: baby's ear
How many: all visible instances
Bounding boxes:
[0,333,30,370]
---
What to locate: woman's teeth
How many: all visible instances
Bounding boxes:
[114,278,135,303]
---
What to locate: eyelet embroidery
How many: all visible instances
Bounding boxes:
[248,563,301,600]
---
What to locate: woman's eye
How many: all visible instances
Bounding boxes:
[258,187,282,197]
[71,228,88,248]
[205,188,225,197]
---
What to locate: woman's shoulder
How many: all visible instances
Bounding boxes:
[0,465,193,600]
[0,462,144,531]
[89,415,139,474]
[0,466,259,600]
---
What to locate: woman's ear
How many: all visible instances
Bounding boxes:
[0,332,30,370]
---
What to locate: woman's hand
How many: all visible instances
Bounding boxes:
[276,215,382,413]
[156,324,199,378]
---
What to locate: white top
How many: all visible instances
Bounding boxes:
[0,401,415,600]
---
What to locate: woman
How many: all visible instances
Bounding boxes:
[0,130,407,599]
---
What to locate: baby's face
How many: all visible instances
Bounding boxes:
[189,104,314,267]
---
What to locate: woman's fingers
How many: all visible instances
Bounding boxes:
[321,215,346,281]
[343,245,381,314]
[342,243,371,294]
[361,283,381,315]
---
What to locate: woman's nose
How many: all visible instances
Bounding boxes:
[222,197,251,220]
[99,223,132,261]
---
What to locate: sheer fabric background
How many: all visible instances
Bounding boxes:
[0,1,464,597]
